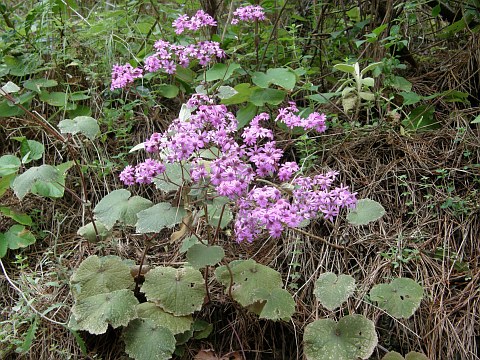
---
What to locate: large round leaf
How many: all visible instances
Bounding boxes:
[314,272,356,311]
[70,255,134,300]
[215,259,284,307]
[123,319,176,360]
[369,278,423,319]
[304,314,378,360]
[136,302,192,335]
[135,202,186,234]
[186,244,224,269]
[72,289,138,334]
[252,287,296,321]
[382,351,429,360]
[141,266,206,316]
[347,199,385,225]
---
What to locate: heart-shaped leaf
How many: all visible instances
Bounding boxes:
[141,266,206,316]
[135,202,186,234]
[186,244,225,269]
[314,272,356,311]
[251,287,295,321]
[70,255,134,300]
[369,278,423,319]
[304,314,378,360]
[72,289,138,334]
[93,189,152,230]
[382,351,429,360]
[347,198,385,225]
[123,319,176,360]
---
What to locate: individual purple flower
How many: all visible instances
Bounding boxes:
[119,165,136,186]
[231,5,266,24]
[278,161,299,181]
[134,159,166,184]
[110,63,143,90]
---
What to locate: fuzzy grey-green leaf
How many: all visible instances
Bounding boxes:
[304,314,378,360]
[142,266,205,316]
[186,244,224,269]
[136,202,186,233]
[369,278,423,319]
[136,302,192,335]
[123,319,176,360]
[314,272,356,311]
[12,165,59,200]
[58,116,100,140]
[347,198,385,225]
[72,289,138,334]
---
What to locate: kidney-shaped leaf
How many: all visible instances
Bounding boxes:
[347,198,385,225]
[215,259,284,307]
[123,318,176,360]
[252,287,295,321]
[304,314,378,360]
[70,255,134,300]
[369,278,423,319]
[94,189,152,230]
[72,289,138,334]
[136,202,186,234]
[12,165,59,200]
[58,116,100,140]
[187,244,224,269]
[136,302,192,335]
[382,351,429,360]
[142,266,205,316]
[314,272,356,311]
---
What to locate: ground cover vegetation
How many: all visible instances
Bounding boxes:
[0,0,479,359]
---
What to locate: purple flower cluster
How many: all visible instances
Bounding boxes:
[119,159,166,185]
[110,63,143,90]
[275,102,327,132]
[172,10,217,34]
[119,94,356,242]
[144,40,225,75]
[231,5,266,24]
[235,172,357,243]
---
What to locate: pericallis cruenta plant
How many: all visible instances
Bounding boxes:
[68,5,424,360]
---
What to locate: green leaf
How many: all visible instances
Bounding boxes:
[136,302,193,335]
[136,202,186,234]
[70,255,134,300]
[303,314,378,360]
[382,351,429,360]
[221,83,255,105]
[203,197,232,229]
[19,139,44,164]
[30,161,74,198]
[403,105,439,131]
[205,63,241,82]
[369,278,423,319]
[252,68,296,90]
[347,199,385,225]
[72,289,138,334]
[1,81,21,94]
[157,84,179,99]
[141,266,206,316]
[334,63,356,74]
[382,352,405,360]
[362,77,375,87]
[186,244,224,269]
[0,174,15,197]
[123,319,176,360]
[400,91,423,105]
[0,225,36,256]
[0,206,32,226]
[179,235,200,253]
[360,62,383,75]
[58,116,100,140]
[471,115,480,124]
[15,316,38,354]
[0,155,21,177]
[431,4,441,17]
[23,78,58,93]
[249,88,286,106]
[251,288,295,321]
[391,76,412,92]
[12,165,59,200]
[307,92,341,105]
[217,86,237,100]
[236,103,258,129]
[94,189,153,230]
[314,273,356,311]
[39,91,68,107]
[77,221,112,242]
[215,259,284,307]
[359,91,375,101]
[153,162,190,192]
[0,100,25,117]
